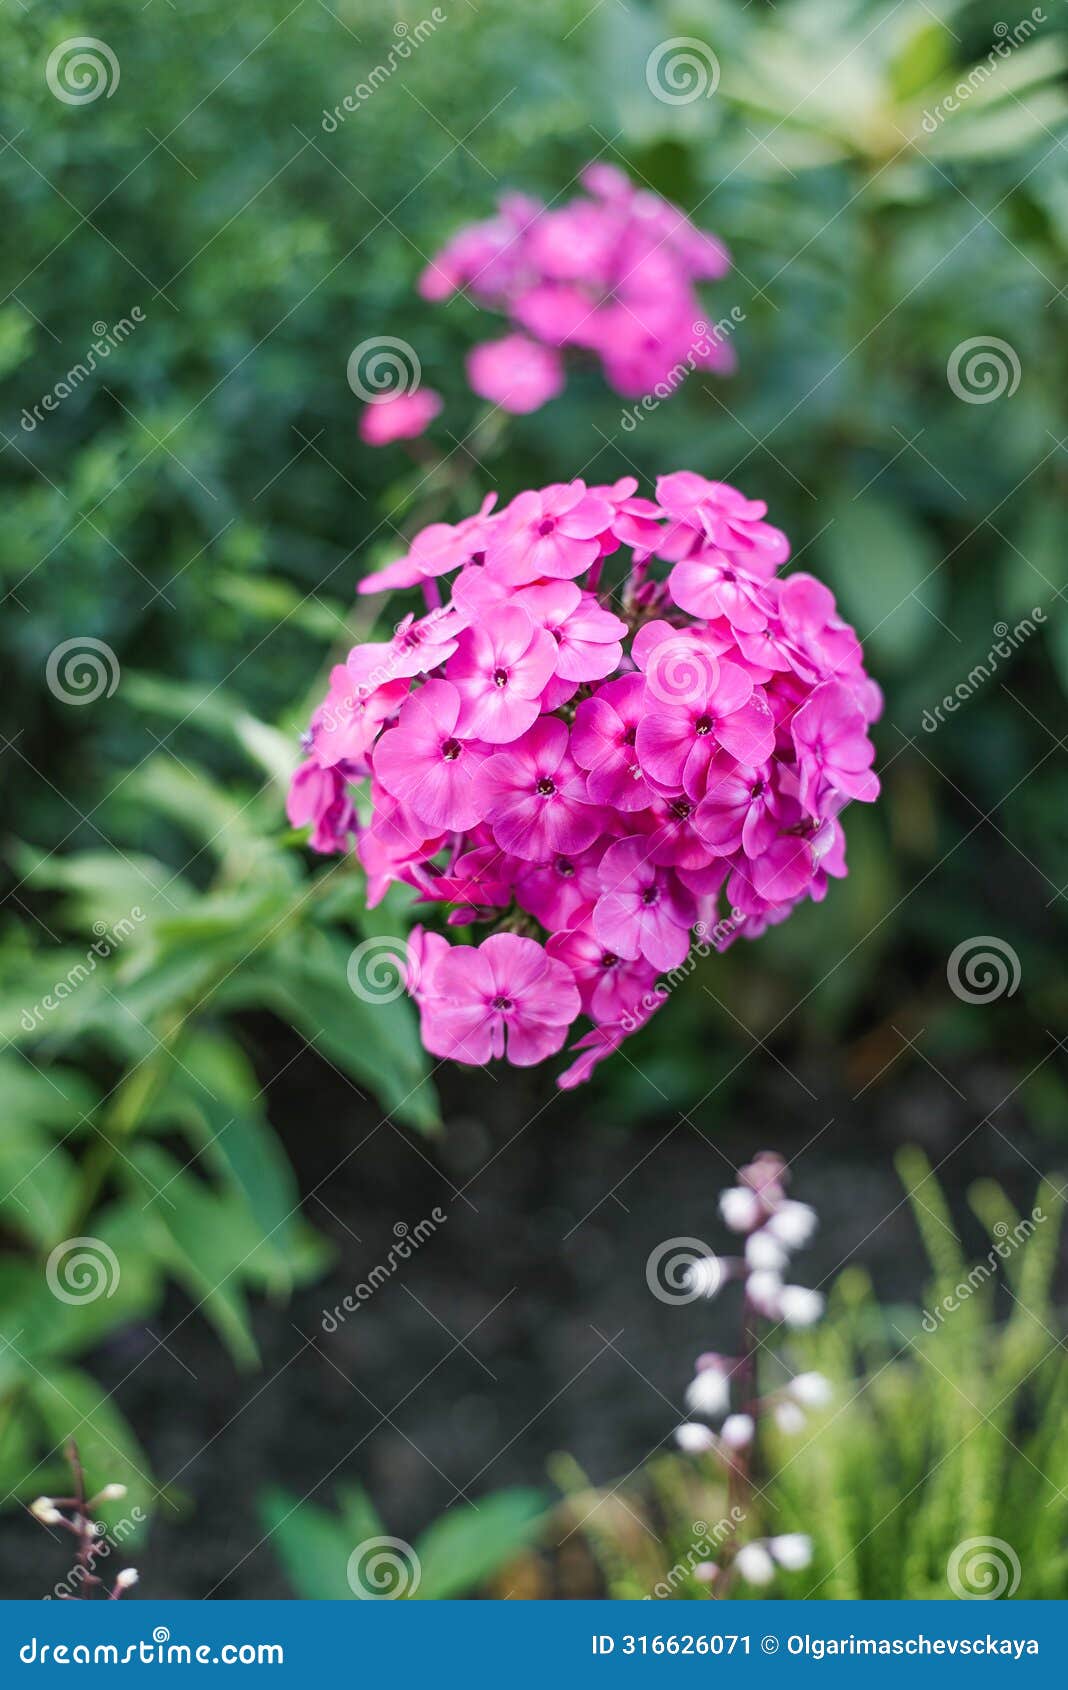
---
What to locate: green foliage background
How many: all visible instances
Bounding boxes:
[0,0,1065,1581]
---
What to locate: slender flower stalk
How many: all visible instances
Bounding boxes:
[27,1441,139,1600]
[672,1153,829,1595]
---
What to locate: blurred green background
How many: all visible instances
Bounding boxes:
[1,0,1066,1597]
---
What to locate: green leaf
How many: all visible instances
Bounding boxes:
[127,1144,261,1369]
[413,1488,548,1599]
[27,1365,155,1528]
[820,493,943,668]
[259,1487,355,1599]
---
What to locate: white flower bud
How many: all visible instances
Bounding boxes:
[790,1370,832,1407]
[766,1200,817,1249]
[114,1568,139,1590]
[693,1561,719,1584]
[746,1270,783,1319]
[719,1187,762,1233]
[97,1483,128,1502]
[675,1423,716,1454]
[29,1498,62,1525]
[773,1399,805,1435]
[770,1533,812,1570]
[685,1367,730,1419]
[734,1541,775,1585]
[779,1285,824,1327]
[745,1229,787,1273]
[720,1413,754,1450]
[683,1253,723,1299]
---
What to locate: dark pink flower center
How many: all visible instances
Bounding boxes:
[535,777,556,797]
[492,667,509,689]
[669,799,692,821]
[695,715,714,736]
[491,995,514,1013]
[441,737,462,761]
[537,518,556,536]
[600,952,619,969]
[556,858,574,877]
[642,886,660,906]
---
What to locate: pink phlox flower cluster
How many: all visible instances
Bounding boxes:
[287,471,880,1084]
[419,163,735,410]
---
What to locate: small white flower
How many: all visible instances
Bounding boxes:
[790,1370,832,1407]
[779,1285,825,1327]
[693,1561,719,1583]
[675,1423,716,1454]
[683,1253,723,1299]
[766,1200,817,1249]
[734,1541,775,1585]
[720,1413,754,1450]
[114,1568,139,1590]
[96,1483,128,1502]
[773,1399,806,1435]
[745,1229,787,1273]
[29,1497,62,1526]
[746,1270,783,1319]
[770,1533,812,1571]
[719,1187,762,1233]
[685,1367,730,1419]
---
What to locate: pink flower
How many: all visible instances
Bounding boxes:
[474,717,603,862]
[487,481,614,584]
[571,675,653,812]
[373,679,487,832]
[358,388,442,447]
[694,760,782,859]
[418,933,580,1066]
[635,658,774,798]
[466,334,564,414]
[446,605,557,743]
[358,497,497,596]
[593,837,696,971]
[792,681,879,813]
[287,760,357,855]
[657,473,789,574]
[286,468,879,1085]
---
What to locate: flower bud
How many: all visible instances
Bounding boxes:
[746,1270,783,1319]
[779,1285,824,1327]
[745,1229,787,1273]
[734,1541,775,1585]
[685,1368,730,1418]
[719,1187,762,1233]
[693,1561,719,1583]
[114,1568,139,1590]
[789,1370,832,1407]
[720,1413,754,1450]
[770,1533,812,1570]
[675,1423,716,1454]
[773,1399,805,1435]
[766,1200,817,1249]
[29,1498,61,1525]
[97,1483,128,1502]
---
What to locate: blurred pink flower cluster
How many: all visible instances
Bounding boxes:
[419,162,736,411]
[287,472,880,1086]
